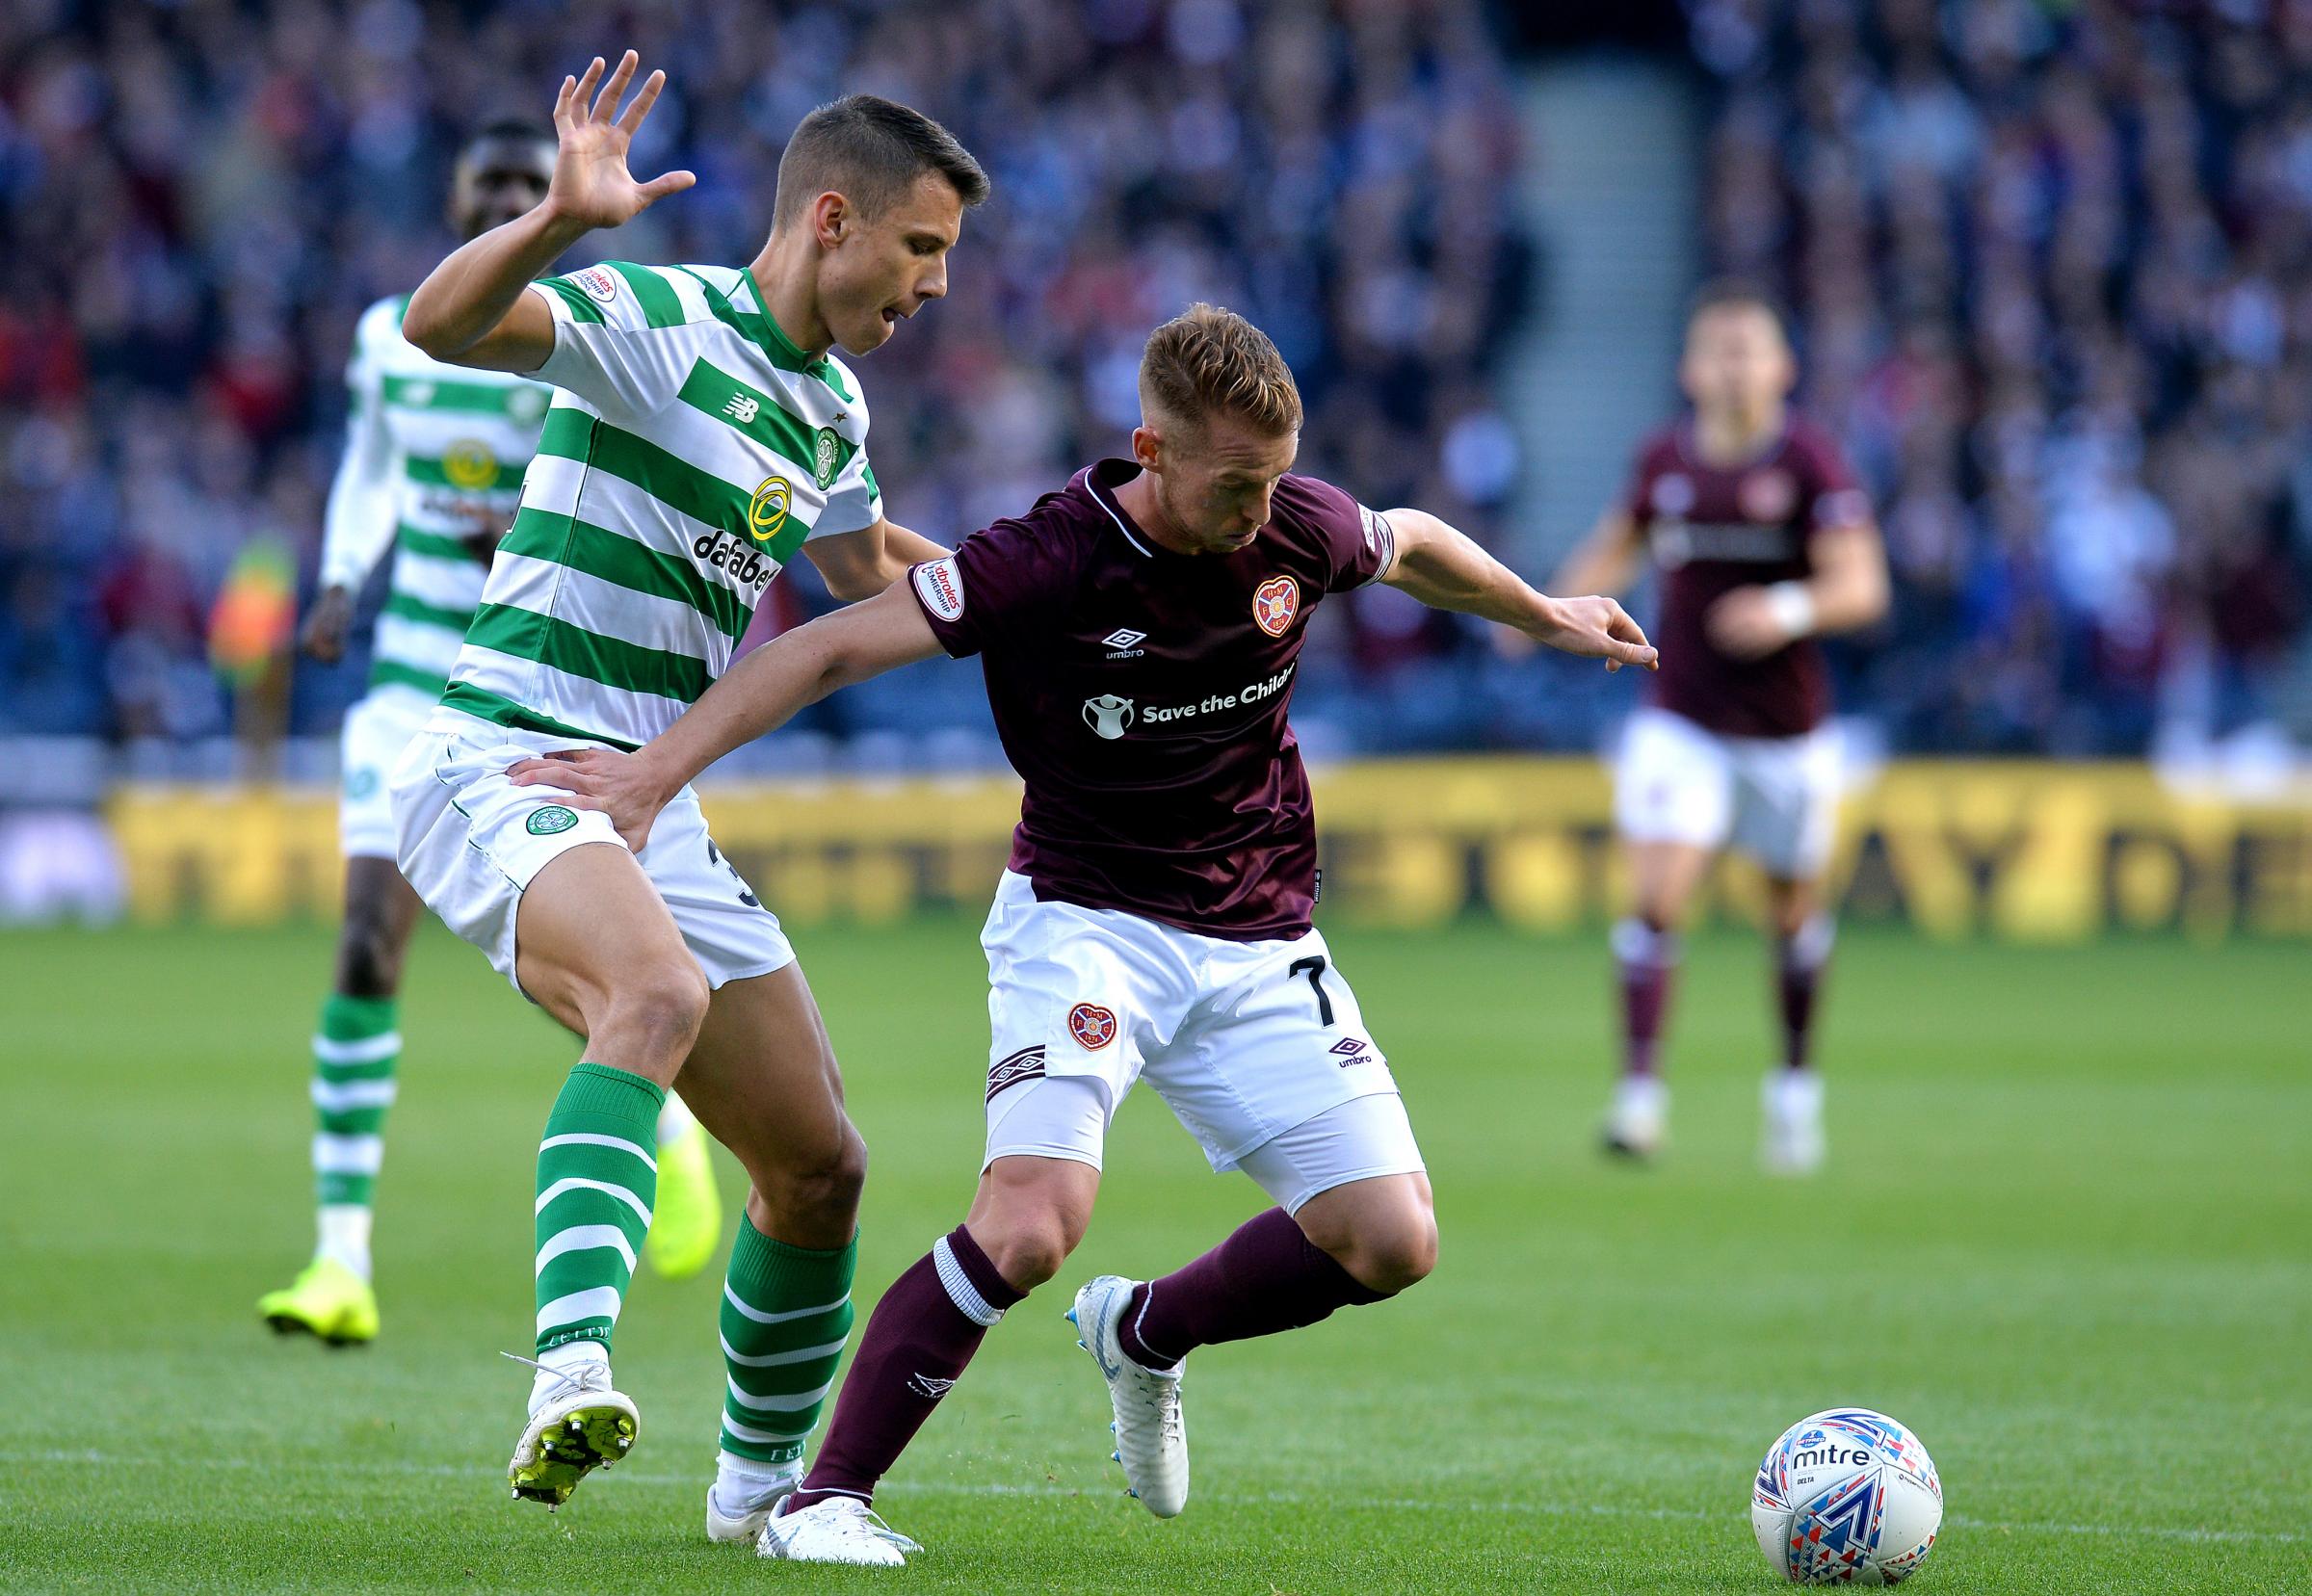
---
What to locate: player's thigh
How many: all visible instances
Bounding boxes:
[1145,930,1401,1181]
[1616,708,1736,871]
[1626,839,1716,928]
[1729,725,1841,886]
[514,840,701,1046]
[391,726,696,1036]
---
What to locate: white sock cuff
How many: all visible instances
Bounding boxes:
[1780,914,1837,971]
[1612,918,1680,968]
[932,1235,1004,1327]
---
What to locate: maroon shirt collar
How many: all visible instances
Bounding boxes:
[1074,458,1162,558]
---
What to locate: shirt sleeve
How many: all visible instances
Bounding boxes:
[905,514,1071,660]
[528,261,709,419]
[1798,426,1873,533]
[1276,475,1396,593]
[808,432,881,542]
[318,301,403,592]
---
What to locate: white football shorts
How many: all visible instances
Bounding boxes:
[1615,705,1843,879]
[977,871,1424,1213]
[390,720,795,995]
[338,689,432,861]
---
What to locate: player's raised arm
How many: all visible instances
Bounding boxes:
[403,51,695,370]
[507,582,943,846]
[1381,507,1658,672]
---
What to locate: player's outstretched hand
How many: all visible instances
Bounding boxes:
[545,51,696,231]
[300,585,355,664]
[1532,594,1658,672]
[507,746,676,850]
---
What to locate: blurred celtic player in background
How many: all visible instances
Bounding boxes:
[259,121,723,1348]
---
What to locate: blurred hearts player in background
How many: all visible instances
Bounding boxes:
[515,303,1657,1564]
[257,120,722,1349]
[1549,281,1889,1173]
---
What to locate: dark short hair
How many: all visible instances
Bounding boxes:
[1687,276,1789,334]
[773,94,989,226]
[461,119,555,162]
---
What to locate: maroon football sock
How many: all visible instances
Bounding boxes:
[1613,918,1679,1079]
[788,1225,1023,1509]
[1116,1207,1385,1372]
[1775,916,1834,1072]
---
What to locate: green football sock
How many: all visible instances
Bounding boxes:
[311,994,399,1275]
[719,1216,856,1465]
[534,1061,665,1356]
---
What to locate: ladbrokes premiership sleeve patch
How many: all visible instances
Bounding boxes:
[912,557,965,621]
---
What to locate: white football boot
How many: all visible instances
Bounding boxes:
[502,1351,639,1508]
[704,1464,801,1543]
[756,1495,922,1566]
[1600,1074,1668,1160]
[1068,1274,1188,1518]
[1760,1068,1825,1175]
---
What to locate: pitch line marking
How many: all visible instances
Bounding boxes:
[6,1450,2299,1547]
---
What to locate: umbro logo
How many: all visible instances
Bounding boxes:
[1102,627,1147,659]
[906,1374,958,1400]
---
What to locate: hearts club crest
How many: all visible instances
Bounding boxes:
[1251,575,1300,637]
[1067,1003,1117,1050]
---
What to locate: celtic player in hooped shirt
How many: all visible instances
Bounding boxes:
[256,121,725,1354]
[518,304,1658,1565]
[385,53,988,1541]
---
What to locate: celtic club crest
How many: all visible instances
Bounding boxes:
[813,426,841,489]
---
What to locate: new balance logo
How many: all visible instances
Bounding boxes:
[722,394,760,424]
[906,1374,958,1400]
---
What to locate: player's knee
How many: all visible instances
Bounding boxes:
[334,908,407,998]
[1336,1208,1438,1297]
[973,1202,1085,1294]
[760,1122,868,1230]
[599,963,710,1064]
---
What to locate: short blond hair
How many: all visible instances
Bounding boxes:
[1139,303,1303,437]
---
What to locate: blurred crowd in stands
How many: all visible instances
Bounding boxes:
[0,0,1530,766]
[1693,0,2312,758]
[2,0,2308,767]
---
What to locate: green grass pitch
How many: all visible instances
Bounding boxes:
[2,917,2305,1593]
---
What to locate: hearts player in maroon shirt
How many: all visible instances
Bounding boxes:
[1549,281,1889,1174]
[510,303,1656,1563]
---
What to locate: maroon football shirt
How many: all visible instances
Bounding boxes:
[1623,413,1871,738]
[907,458,1396,940]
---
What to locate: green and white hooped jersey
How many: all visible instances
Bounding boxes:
[433,261,882,750]
[322,296,552,705]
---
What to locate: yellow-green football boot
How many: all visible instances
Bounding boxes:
[506,1355,640,1508]
[644,1116,722,1280]
[258,1258,379,1346]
